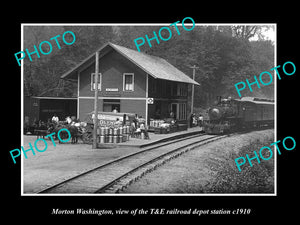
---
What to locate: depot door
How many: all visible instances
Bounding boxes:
[171,103,178,119]
[171,103,187,121]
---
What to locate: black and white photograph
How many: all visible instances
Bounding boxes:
[21,23,276,195]
[4,11,298,220]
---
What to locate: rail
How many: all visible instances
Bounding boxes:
[38,133,227,194]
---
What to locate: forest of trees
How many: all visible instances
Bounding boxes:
[23,25,275,107]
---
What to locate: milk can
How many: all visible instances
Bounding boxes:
[150,120,154,127]
[100,127,105,136]
[104,126,109,136]
[122,134,126,142]
[113,135,118,143]
[118,135,123,143]
[100,135,105,143]
[109,135,113,143]
[105,135,109,143]
[113,128,118,136]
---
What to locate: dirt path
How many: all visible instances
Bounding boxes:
[121,129,275,194]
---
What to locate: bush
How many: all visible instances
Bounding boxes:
[204,137,274,193]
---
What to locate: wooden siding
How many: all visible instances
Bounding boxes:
[120,99,146,118]
[79,50,147,98]
[78,98,103,121]
[148,76,188,100]
[78,98,146,121]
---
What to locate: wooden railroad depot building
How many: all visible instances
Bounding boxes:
[61,42,199,125]
[24,96,77,125]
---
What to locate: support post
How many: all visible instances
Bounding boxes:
[145,74,149,126]
[92,51,99,149]
[190,65,198,114]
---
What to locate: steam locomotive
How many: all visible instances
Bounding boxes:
[204,96,274,134]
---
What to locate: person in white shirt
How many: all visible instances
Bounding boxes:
[140,122,150,139]
[66,116,72,124]
[198,114,204,131]
[115,118,122,126]
[52,114,59,123]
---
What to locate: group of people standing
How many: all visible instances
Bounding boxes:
[190,113,204,128]
[130,114,150,139]
[51,114,81,126]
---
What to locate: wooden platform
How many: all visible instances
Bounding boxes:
[97,126,203,149]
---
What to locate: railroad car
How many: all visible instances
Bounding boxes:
[204,96,274,134]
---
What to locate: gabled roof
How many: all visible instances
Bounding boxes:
[61,42,199,85]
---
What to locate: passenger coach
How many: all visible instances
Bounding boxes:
[204,96,274,134]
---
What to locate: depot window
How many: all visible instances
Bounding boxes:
[172,83,187,96]
[123,73,134,91]
[91,73,102,91]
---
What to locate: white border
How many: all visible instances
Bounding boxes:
[21,24,24,195]
[21,23,277,197]
[274,24,277,195]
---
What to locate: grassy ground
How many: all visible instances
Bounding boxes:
[122,129,275,194]
[203,136,274,193]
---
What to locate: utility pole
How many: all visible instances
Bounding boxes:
[190,65,198,114]
[92,51,99,149]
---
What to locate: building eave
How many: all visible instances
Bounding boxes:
[61,42,200,86]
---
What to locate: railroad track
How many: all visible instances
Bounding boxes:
[38,133,227,194]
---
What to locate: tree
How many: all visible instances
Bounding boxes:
[231,25,273,41]
[23,25,274,102]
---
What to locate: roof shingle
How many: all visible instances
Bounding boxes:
[61,42,199,85]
